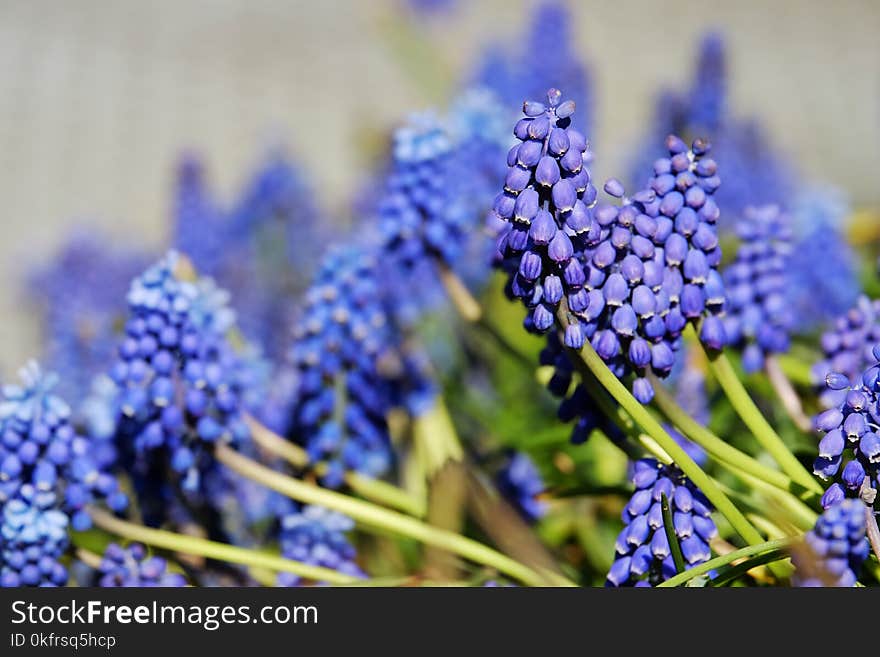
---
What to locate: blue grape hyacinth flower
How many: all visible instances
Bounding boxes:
[491,88,598,345]
[813,344,880,509]
[792,499,868,587]
[109,252,253,507]
[28,230,151,406]
[96,542,187,587]
[606,458,717,587]
[0,485,69,587]
[288,247,397,488]
[276,505,365,586]
[0,362,127,531]
[722,205,793,373]
[496,451,548,522]
[812,296,880,409]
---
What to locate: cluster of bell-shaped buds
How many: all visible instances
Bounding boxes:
[276,505,365,587]
[813,345,880,509]
[379,112,466,269]
[496,451,547,522]
[606,459,717,587]
[0,362,127,531]
[108,252,253,511]
[792,499,869,587]
[812,296,880,408]
[0,484,69,587]
[288,247,397,488]
[95,542,188,587]
[722,204,793,373]
[491,89,598,342]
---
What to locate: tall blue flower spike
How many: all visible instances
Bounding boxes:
[467,1,594,138]
[812,296,880,409]
[108,252,252,516]
[787,187,860,332]
[0,362,127,532]
[96,542,187,587]
[722,205,793,373]
[172,155,229,278]
[627,32,793,224]
[379,112,466,269]
[496,451,548,522]
[287,247,397,488]
[792,499,868,587]
[813,344,880,509]
[492,89,598,344]
[276,505,365,587]
[0,485,69,587]
[28,231,151,405]
[606,459,717,587]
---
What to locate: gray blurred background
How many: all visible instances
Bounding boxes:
[1,0,878,370]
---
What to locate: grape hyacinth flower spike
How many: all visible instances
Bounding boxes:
[813,344,880,509]
[287,247,396,488]
[0,361,127,531]
[491,88,598,345]
[722,204,793,373]
[276,505,365,587]
[0,484,69,587]
[792,499,868,587]
[606,458,717,587]
[496,451,548,522]
[109,251,252,509]
[96,542,187,587]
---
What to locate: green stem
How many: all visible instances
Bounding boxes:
[765,356,813,432]
[708,549,791,587]
[246,416,426,518]
[661,493,686,574]
[87,508,360,585]
[650,377,819,506]
[214,444,556,587]
[566,333,767,548]
[658,537,794,587]
[698,337,822,495]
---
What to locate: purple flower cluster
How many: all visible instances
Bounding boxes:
[493,90,726,402]
[276,505,365,586]
[496,451,547,522]
[379,112,465,269]
[0,362,127,532]
[722,205,792,373]
[812,296,880,408]
[96,543,187,587]
[606,458,717,587]
[470,1,593,137]
[792,499,868,587]
[109,252,251,503]
[813,345,880,509]
[1,485,69,587]
[288,247,397,488]
[28,231,150,406]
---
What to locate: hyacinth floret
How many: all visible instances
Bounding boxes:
[96,542,187,587]
[288,247,396,487]
[722,204,792,373]
[276,505,365,586]
[492,88,598,343]
[496,451,547,522]
[577,135,725,401]
[792,499,868,587]
[379,112,465,268]
[110,252,250,499]
[606,458,717,587]
[812,296,880,408]
[0,362,126,531]
[813,344,880,509]
[1,485,69,587]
